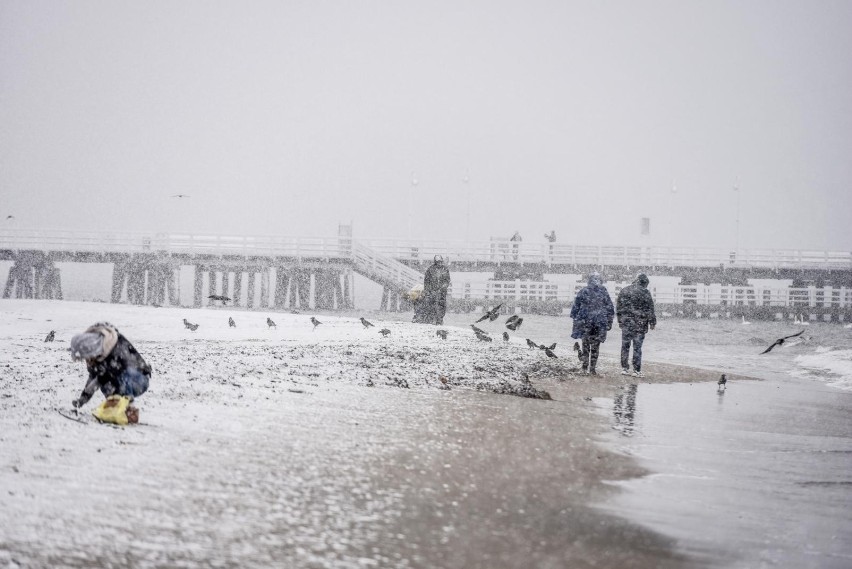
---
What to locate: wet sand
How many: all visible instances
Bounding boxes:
[596,373,852,569]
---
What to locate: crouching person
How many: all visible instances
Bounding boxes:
[69,322,151,424]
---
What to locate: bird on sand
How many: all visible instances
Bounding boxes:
[208,294,231,304]
[379,328,391,337]
[360,317,375,329]
[760,330,805,354]
[573,342,582,361]
[44,330,55,342]
[741,315,751,325]
[311,317,322,330]
[544,347,558,359]
[171,194,191,198]
[506,316,524,331]
[475,331,493,342]
[267,317,277,329]
[436,329,448,340]
[228,317,236,328]
[183,318,199,331]
[475,303,504,323]
[470,324,488,336]
[718,374,727,389]
[526,338,538,349]
[503,331,509,342]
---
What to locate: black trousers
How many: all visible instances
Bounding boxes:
[581,337,600,371]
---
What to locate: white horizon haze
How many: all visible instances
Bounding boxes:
[1,1,851,252]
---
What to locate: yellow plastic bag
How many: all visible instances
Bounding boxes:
[92,395,138,425]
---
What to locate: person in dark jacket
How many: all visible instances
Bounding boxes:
[616,273,656,377]
[69,322,151,409]
[570,272,615,375]
[419,255,451,325]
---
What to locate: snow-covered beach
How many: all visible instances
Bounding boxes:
[2,299,851,568]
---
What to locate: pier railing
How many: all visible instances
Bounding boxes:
[450,280,852,309]
[351,241,423,292]
[358,238,852,270]
[2,229,851,270]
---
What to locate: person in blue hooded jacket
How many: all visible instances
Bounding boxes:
[570,272,615,375]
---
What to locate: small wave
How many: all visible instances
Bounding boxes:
[793,348,852,391]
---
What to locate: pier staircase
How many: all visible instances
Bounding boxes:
[350,241,424,296]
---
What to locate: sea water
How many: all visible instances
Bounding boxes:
[597,319,852,568]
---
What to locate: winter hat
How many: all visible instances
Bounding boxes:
[69,322,119,361]
[434,255,444,263]
[635,273,650,287]
[69,332,105,361]
[588,272,603,287]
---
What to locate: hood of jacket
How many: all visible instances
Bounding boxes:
[84,322,119,361]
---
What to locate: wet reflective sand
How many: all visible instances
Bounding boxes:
[1,379,690,568]
[598,378,852,569]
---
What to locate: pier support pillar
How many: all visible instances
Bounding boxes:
[274,269,289,308]
[193,267,204,307]
[260,268,270,308]
[232,270,243,307]
[296,268,311,309]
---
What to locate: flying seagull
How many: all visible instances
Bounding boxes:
[267,317,277,329]
[506,316,524,331]
[539,342,556,351]
[760,330,805,354]
[183,318,199,331]
[360,317,375,329]
[228,317,236,328]
[544,347,558,359]
[171,194,191,198]
[475,303,504,323]
[208,294,231,304]
[311,317,322,330]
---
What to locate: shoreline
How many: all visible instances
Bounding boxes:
[0,300,760,567]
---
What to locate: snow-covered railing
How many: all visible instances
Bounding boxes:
[358,238,852,270]
[650,285,852,308]
[451,280,852,308]
[2,229,850,270]
[0,229,350,258]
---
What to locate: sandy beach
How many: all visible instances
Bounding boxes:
[1,300,850,568]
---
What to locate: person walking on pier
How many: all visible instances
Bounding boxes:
[544,230,556,262]
[417,255,451,325]
[570,272,614,375]
[616,273,656,378]
[510,231,522,261]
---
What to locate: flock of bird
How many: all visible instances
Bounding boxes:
[463,302,568,362]
[181,314,394,337]
[40,296,818,391]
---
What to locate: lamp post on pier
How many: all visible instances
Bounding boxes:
[463,174,470,243]
[733,183,740,254]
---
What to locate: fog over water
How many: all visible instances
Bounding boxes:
[1,1,851,250]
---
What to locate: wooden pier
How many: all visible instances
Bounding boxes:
[1,229,850,320]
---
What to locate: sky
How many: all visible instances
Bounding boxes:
[1,0,851,251]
